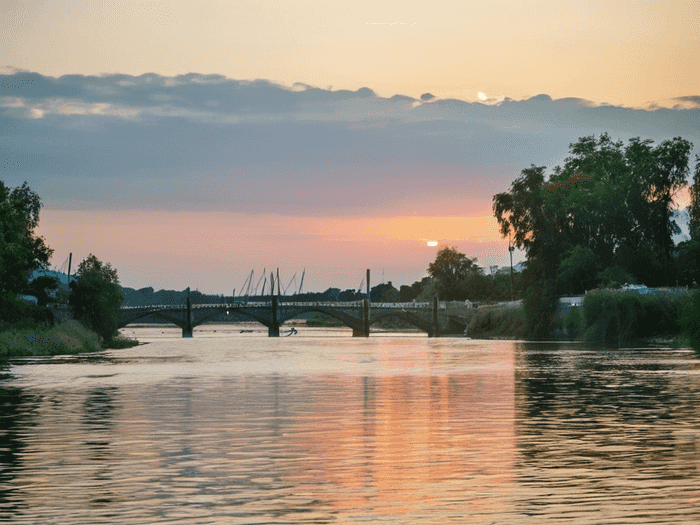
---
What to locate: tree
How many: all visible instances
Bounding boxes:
[0,181,53,296]
[688,155,700,241]
[69,255,124,342]
[427,246,480,300]
[493,134,694,336]
[493,165,562,336]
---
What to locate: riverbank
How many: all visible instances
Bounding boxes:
[0,320,139,360]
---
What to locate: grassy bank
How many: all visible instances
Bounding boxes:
[0,319,139,360]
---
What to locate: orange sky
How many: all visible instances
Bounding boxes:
[36,210,510,292]
[6,0,699,292]
[2,0,699,108]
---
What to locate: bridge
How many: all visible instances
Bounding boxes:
[118,296,466,337]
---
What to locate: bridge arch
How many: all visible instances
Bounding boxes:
[278,306,364,333]
[118,309,186,329]
[369,311,435,336]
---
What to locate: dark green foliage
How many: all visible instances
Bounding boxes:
[26,275,59,307]
[557,245,598,295]
[582,291,686,345]
[69,255,125,342]
[0,181,53,296]
[563,307,583,338]
[675,240,700,287]
[597,266,635,289]
[678,290,700,352]
[493,134,696,337]
[0,293,54,329]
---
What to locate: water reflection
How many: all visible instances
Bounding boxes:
[2,334,700,522]
[514,343,700,522]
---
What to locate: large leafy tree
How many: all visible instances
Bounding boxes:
[493,133,693,335]
[0,181,53,296]
[493,165,562,335]
[69,255,124,341]
[548,134,692,285]
[427,246,480,300]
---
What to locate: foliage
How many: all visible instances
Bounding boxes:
[0,181,53,297]
[678,290,700,353]
[0,292,54,329]
[557,245,598,295]
[69,254,125,342]
[675,240,700,286]
[493,134,695,336]
[102,335,140,349]
[26,275,59,307]
[1,320,100,359]
[563,307,583,339]
[597,266,635,289]
[427,246,480,300]
[582,290,686,345]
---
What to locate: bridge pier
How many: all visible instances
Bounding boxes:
[183,296,193,338]
[429,295,440,337]
[268,296,280,337]
[352,297,370,337]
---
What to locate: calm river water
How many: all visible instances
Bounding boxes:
[2,325,700,523]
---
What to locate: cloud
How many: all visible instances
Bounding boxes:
[1,70,698,217]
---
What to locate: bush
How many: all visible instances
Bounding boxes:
[678,290,700,352]
[582,290,686,345]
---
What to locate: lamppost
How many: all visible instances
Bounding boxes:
[509,234,515,302]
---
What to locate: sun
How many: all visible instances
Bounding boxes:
[427,240,438,247]
[478,92,487,101]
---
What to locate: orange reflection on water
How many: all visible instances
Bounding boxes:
[287,344,516,519]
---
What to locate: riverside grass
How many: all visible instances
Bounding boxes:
[0,319,138,359]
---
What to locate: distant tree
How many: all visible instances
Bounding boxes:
[427,247,480,300]
[69,254,124,342]
[0,181,53,296]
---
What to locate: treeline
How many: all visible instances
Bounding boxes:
[491,133,700,344]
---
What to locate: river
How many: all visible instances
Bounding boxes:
[1,325,700,523]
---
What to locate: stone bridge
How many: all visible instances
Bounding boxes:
[118,297,467,337]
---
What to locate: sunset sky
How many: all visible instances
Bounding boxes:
[2,0,699,293]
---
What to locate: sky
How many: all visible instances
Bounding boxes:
[2,0,699,294]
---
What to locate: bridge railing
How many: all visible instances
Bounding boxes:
[119,301,445,310]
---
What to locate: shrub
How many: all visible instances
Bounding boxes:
[583,290,686,345]
[678,290,700,352]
